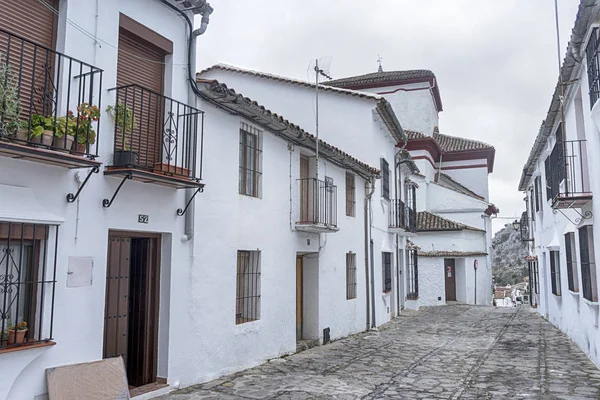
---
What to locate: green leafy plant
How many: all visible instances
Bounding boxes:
[29,114,53,138]
[106,103,135,150]
[75,103,99,145]
[7,321,28,331]
[0,55,22,137]
[54,112,77,138]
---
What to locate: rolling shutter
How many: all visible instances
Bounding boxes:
[0,0,57,49]
[116,28,165,169]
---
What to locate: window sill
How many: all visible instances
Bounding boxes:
[407,296,419,301]
[583,298,599,307]
[0,340,56,355]
[382,291,391,296]
[569,290,580,296]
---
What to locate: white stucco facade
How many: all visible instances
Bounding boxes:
[519,6,600,369]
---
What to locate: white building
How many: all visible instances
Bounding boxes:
[325,69,498,308]
[519,0,600,368]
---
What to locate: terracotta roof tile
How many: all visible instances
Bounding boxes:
[324,70,436,89]
[418,250,488,257]
[417,211,484,232]
[436,172,485,201]
[406,128,493,153]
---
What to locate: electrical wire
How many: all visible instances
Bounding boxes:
[38,0,189,66]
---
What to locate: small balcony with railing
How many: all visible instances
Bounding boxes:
[296,178,339,233]
[546,140,592,209]
[0,28,103,169]
[389,199,417,235]
[104,84,204,189]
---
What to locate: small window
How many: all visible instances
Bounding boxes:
[381,158,390,200]
[346,172,355,217]
[565,233,579,292]
[239,122,262,197]
[346,252,357,300]
[382,252,392,293]
[586,27,600,109]
[406,249,418,299]
[0,222,58,348]
[534,176,541,212]
[579,225,598,302]
[549,250,561,296]
[236,250,261,324]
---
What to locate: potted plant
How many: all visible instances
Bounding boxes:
[73,103,99,154]
[23,114,55,146]
[6,321,28,345]
[53,112,76,151]
[106,103,138,166]
[0,56,22,139]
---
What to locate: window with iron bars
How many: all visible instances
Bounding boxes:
[406,249,418,299]
[346,172,356,217]
[239,122,262,198]
[236,250,261,324]
[1,222,58,348]
[549,251,561,296]
[578,225,598,302]
[534,176,541,212]
[382,252,392,293]
[346,252,357,300]
[586,27,600,109]
[565,232,579,293]
[381,158,390,201]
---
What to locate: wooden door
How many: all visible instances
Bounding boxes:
[444,259,456,301]
[116,28,165,169]
[104,237,131,364]
[296,256,303,341]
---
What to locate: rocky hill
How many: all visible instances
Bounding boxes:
[492,223,529,286]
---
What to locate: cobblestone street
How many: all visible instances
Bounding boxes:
[159,306,600,399]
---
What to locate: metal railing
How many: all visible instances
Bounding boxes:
[108,84,204,180]
[546,140,589,202]
[520,211,533,242]
[0,28,103,158]
[389,199,417,232]
[587,28,600,109]
[297,178,337,228]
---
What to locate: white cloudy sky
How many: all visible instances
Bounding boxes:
[195,0,580,233]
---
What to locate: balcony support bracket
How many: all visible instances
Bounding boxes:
[102,173,133,208]
[66,166,100,203]
[553,208,593,225]
[177,187,204,216]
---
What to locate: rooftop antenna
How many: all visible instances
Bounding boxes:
[377,54,383,72]
[309,57,332,188]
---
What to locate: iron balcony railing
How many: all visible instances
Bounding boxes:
[546,140,590,203]
[389,199,417,232]
[108,84,204,180]
[586,28,600,109]
[297,178,337,228]
[0,28,103,157]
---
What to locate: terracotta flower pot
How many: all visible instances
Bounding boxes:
[42,130,54,146]
[6,329,27,345]
[54,134,74,152]
[74,142,87,154]
[15,128,29,142]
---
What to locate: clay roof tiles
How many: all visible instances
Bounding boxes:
[324,70,436,89]
[417,211,484,232]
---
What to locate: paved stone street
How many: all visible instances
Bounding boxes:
[159,306,600,399]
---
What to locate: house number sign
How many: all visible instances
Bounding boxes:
[138,214,149,224]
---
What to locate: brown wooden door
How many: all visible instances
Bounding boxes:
[444,259,456,301]
[296,256,303,341]
[116,28,165,169]
[104,233,161,388]
[104,237,131,364]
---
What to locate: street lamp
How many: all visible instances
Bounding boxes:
[512,220,520,231]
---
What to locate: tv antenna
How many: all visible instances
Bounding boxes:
[309,57,332,185]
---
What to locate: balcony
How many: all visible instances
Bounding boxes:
[389,199,417,235]
[0,28,103,169]
[104,84,204,189]
[546,140,592,209]
[296,178,339,233]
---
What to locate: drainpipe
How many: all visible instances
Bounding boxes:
[364,175,376,330]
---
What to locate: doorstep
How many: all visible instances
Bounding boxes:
[296,339,320,353]
[130,379,171,400]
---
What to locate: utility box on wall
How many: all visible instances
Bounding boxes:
[67,257,94,288]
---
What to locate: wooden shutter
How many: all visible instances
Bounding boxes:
[0,0,57,49]
[116,28,165,169]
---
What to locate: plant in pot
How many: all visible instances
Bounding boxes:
[53,112,76,151]
[6,321,28,345]
[25,114,55,146]
[0,56,23,139]
[73,103,99,154]
[106,103,138,166]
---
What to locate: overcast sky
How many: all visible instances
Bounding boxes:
[196,0,580,234]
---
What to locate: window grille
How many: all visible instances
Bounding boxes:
[549,251,561,296]
[0,222,58,348]
[586,27,600,109]
[406,249,418,299]
[346,172,356,217]
[565,233,579,292]
[346,252,357,300]
[534,176,541,212]
[579,225,598,302]
[239,122,262,197]
[236,250,261,324]
[381,158,390,200]
[382,252,392,293]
